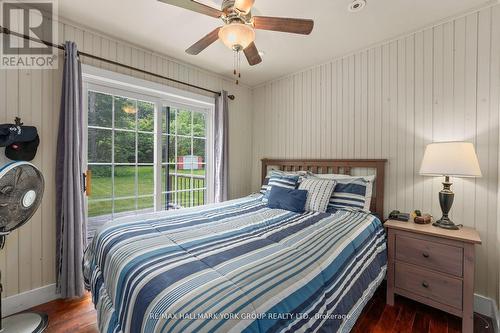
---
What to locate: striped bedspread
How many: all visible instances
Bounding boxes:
[84,195,387,333]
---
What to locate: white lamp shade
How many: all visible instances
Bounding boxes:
[420,142,482,177]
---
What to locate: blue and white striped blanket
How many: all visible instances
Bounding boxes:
[84,195,387,333]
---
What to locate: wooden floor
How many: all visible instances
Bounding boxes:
[351,286,493,333]
[30,284,493,333]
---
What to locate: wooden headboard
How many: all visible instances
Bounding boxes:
[261,158,387,219]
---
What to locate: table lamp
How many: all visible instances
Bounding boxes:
[419,142,482,230]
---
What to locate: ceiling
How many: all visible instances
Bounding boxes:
[59,0,491,86]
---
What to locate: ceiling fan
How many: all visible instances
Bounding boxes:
[158,0,314,82]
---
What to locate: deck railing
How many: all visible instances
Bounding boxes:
[163,173,206,209]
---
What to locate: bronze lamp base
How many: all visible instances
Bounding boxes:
[433,176,459,230]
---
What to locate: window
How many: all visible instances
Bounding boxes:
[87,92,156,219]
[83,65,214,228]
[161,107,207,210]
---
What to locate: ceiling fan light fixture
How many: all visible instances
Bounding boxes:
[234,0,255,14]
[219,23,255,51]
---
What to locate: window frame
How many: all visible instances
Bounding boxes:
[82,65,215,218]
[161,104,211,210]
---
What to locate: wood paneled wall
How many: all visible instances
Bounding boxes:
[252,5,500,303]
[0,20,253,297]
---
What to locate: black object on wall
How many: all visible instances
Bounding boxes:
[6,135,40,161]
[0,118,40,161]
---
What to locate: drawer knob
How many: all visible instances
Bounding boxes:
[422,252,429,258]
[422,281,429,288]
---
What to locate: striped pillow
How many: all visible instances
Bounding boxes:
[259,176,270,194]
[298,178,337,213]
[314,174,375,211]
[260,170,310,196]
[263,171,300,201]
[329,177,372,211]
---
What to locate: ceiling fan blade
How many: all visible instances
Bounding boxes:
[185,27,221,55]
[253,16,314,35]
[243,42,262,66]
[157,0,223,18]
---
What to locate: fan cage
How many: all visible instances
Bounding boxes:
[0,162,45,237]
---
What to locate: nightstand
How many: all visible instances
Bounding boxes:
[385,220,481,333]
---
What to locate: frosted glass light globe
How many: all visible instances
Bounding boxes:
[219,23,255,51]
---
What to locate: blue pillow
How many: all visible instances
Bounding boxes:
[267,186,307,213]
[263,171,300,201]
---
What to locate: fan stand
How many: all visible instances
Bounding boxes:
[0,233,48,333]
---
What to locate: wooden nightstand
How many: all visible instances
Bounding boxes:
[385,220,481,333]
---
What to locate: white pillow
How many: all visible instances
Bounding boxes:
[298,178,337,213]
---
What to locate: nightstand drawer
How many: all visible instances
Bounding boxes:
[395,263,463,309]
[395,234,463,276]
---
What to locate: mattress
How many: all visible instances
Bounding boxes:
[83,195,387,333]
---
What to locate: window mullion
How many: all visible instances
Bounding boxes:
[135,99,139,212]
[191,110,194,208]
[111,96,115,218]
[154,103,163,212]
[174,108,178,207]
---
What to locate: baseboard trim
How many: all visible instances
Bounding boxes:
[474,293,499,333]
[1,284,60,317]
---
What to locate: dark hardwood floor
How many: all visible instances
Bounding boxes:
[351,286,493,333]
[30,284,493,333]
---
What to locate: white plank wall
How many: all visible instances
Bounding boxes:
[252,5,500,303]
[0,19,253,297]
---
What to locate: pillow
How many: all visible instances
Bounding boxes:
[314,174,375,211]
[298,178,337,213]
[330,177,373,211]
[263,171,301,201]
[267,186,307,213]
[260,169,311,195]
[259,176,270,194]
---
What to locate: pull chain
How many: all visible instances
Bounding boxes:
[232,49,241,85]
[233,50,237,77]
[236,51,240,85]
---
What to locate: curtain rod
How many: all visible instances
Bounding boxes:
[0,26,235,100]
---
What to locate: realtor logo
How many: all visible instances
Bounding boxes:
[1,0,58,68]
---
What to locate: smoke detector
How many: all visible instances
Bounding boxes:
[348,0,366,12]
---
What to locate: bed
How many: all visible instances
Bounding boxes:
[84,159,387,333]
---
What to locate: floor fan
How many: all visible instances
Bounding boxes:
[0,161,48,332]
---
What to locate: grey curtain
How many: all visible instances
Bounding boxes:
[214,91,229,202]
[55,41,87,298]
